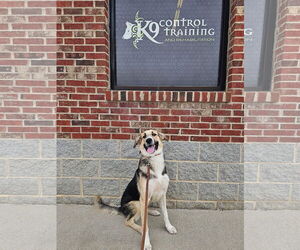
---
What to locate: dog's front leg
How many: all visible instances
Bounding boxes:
[160,194,177,234]
[140,198,152,250]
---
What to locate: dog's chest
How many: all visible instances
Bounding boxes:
[149,157,169,201]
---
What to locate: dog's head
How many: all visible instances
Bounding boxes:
[122,21,134,40]
[133,130,168,156]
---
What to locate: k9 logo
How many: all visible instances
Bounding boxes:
[122,11,163,49]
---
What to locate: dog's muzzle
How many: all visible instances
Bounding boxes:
[144,138,159,154]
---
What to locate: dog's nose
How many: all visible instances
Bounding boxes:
[146,138,152,144]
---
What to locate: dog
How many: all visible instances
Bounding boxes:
[97,129,177,250]
[122,21,134,40]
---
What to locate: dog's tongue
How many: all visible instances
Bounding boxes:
[147,145,155,154]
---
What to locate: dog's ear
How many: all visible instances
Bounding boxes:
[133,133,143,148]
[158,132,168,141]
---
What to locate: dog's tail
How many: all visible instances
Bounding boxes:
[95,196,121,215]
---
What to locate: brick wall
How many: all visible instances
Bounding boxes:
[1,0,298,142]
[55,0,244,142]
[245,0,300,143]
[0,0,56,139]
[0,0,243,142]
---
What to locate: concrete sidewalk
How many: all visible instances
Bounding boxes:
[1,204,299,250]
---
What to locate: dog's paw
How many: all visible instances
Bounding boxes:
[148,209,160,216]
[166,224,177,234]
[144,243,152,250]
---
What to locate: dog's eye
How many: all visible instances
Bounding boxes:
[143,133,146,139]
[152,133,157,137]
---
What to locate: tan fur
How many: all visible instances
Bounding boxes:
[124,201,142,234]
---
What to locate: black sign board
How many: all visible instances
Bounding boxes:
[110,0,229,90]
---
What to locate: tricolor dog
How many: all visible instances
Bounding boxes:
[97,129,177,250]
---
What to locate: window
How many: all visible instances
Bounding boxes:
[110,0,229,90]
[245,0,277,90]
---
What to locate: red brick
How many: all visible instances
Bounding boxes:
[90,121,110,127]
[111,121,130,127]
[59,101,77,107]
[111,108,130,114]
[171,123,189,128]
[201,117,217,122]
[112,134,131,140]
[85,23,106,30]
[79,101,97,107]
[279,137,300,143]
[25,133,55,139]
[76,87,95,93]
[23,108,53,113]
[75,16,94,22]
[181,129,200,135]
[0,120,22,125]
[64,24,84,29]
[181,116,200,122]
[72,133,91,139]
[191,136,210,142]
[80,114,98,120]
[29,16,57,22]
[231,137,244,143]
[171,110,190,115]
[151,109,170,115]
[141,116,159,121]
[211,137,230,142]
[92,133,111,139]
[82,127,100,133]
[247,137,278,143]
[0,1,24,7]
[28,1,56,7]
[0,24,8,30]
[264,130,295,136]
[171,136,189,141]
[131,109,149,115]
[65,38,84,44]
[161,129,179,134]
[202,130,221,135]
[120,115,139,121]
[0,60,27,66]
[86,38,107,44]
[161,116,180,122]
[13,38,44,44]
[151,122,170,128]
[212,110,231,116]
[74,1,93,7]
[249,110,279,116]
[91,108,109,113]
[191,123,210,129]
[221,130,242,136]
[57,1,73,7]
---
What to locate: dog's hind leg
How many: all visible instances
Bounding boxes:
[125,212,142,234]
[124,201,142,234]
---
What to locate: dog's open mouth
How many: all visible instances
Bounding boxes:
[144,141,159,154]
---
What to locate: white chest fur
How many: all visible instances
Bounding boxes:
[148,154,170,202]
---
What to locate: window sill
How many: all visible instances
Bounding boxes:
[245,91,280,103]
[105,90,232,103]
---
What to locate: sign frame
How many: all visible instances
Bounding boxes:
[110,0,230,91]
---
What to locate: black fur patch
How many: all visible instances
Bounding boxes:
[162,166,167,175]
[120,170,140,217]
